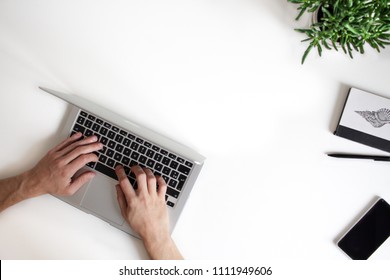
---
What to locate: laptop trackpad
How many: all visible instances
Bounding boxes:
[81,175,125,226]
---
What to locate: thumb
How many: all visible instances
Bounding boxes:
[66,171,95,195]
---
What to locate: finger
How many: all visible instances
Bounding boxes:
[115,165,136,204]
[156,176,168,199]
[50,132,83,154]
[66,153,99,176]
[131,165,147,195]
[143,168,157,196]
[58,135,100,157]
[62,141,103,165]
[65,171,95,196]
[115,185,128,218]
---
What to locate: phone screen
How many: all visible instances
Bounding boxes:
[337,198,390,260]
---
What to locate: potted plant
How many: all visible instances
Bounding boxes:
[288,0,390,64]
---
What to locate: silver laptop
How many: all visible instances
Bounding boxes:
[40,87,205,238]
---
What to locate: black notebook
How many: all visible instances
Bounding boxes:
[335,87,390,153]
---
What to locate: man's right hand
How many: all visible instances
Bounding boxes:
[115,165,183,260]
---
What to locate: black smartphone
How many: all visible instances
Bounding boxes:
[337,198,390,260]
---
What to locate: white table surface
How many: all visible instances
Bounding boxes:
[0,0,389,260]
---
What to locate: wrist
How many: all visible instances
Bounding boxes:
[0,172,40,212]
[143,232,170,255]
[142,230,170,250]
[18,170,47,199]
[142,232,183,260]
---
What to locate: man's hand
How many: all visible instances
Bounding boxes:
[0,132,102,211]
[26,132,103,196]
[115,165,183,260]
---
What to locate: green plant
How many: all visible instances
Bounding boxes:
[288,0,390,64]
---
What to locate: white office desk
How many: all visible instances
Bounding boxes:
[0,0,389,259]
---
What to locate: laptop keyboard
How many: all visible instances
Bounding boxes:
[70,110,194,208]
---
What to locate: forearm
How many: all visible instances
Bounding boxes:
[0,171,39,212]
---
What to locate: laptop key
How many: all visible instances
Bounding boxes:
[178,164,190,175]
[108,140,116,149]
[166,187,179,198]
[138,146,147,154]
[85,129,93,137]
[106,149,114,158]
[162,157,170,165]
[177,181,184,191]
[77,116,85,124]
[162,166,171,175]
[154,153,163,162]
[131,151,140,160]
[177,174,187,191]
[88,115,96,121]
[130,142,139,150]
[170,161,179,170]
[144,141,152,148]
[99,154,108,164]
[154,163,163,172]
[100,137,108,145]
[95,162,117,180]
[114,152,122,162]
[168,153,176,160]
[106,158,115,168]
[123,148,131,156]
[127,133,135,140]
[85,120,93,128]
[146,159,155,168]
[139,155,147,164]
[170,170,179,179]
[162,175,169,183]
[115,144,124,153]
[92,123,101,132]
[115,134,124,143]
[122,156,130,166]
[178,174,187,183]
[168,179,178,188]
[123,138,131,147]
[73,124,85,134]
[146,149,155,158]
[99,127,108,136]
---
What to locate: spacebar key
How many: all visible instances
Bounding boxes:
[95,163,118,180]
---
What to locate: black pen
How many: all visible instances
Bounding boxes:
[327,153,390,161]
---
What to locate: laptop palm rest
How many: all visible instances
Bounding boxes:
[81,175,125,226]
